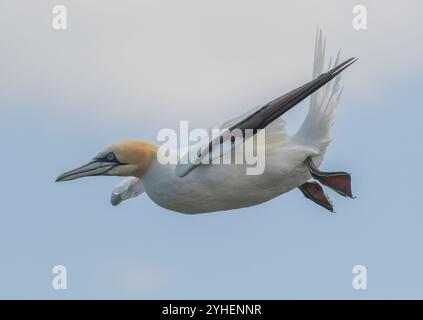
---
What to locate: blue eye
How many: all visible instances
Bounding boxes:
[107,153,116,161]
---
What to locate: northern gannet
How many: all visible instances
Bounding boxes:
[56,31,356,214]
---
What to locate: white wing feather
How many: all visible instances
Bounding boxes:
[294,29,344,155]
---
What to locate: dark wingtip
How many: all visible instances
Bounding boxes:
[331,57,358,77]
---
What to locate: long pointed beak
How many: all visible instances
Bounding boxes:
[56,160,117,182]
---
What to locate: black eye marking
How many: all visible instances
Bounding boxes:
[94,152,125,165]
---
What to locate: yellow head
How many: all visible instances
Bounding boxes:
[56,140,158,182]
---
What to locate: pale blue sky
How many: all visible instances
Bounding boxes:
[1,0,422,299]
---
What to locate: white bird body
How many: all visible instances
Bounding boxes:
[142,120,316,213]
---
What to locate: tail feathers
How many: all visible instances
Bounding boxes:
[294,29,346,153]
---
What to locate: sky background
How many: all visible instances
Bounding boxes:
[1,0,422,299]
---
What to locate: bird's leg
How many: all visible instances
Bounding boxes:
[298,181,334,213]
[304,157,355,198]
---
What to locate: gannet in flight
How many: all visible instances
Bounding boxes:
[56,32,356,213]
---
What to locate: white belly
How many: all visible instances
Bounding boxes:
[142,142,314,214]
